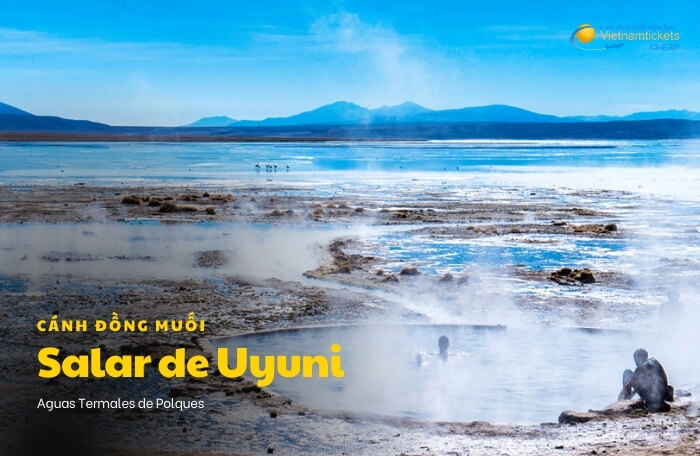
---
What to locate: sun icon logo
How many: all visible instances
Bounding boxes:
[570,23,608,50]
[574,24,595,43]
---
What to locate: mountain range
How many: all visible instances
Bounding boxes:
[0,101,109,132]
[187,101,700,127]
[188,115,237,127]
[0,101,699,140]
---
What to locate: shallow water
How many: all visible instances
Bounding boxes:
[212,324,698,424]
[1,140,699,198]
[364,232,628,273]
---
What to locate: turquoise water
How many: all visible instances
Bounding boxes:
[362,233,628,273]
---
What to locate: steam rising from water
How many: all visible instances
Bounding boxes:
[213,322,700,424]
[0,222,351,285]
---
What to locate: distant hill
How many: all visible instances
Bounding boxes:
[233,101,373,127]
[0,102,109,132]
[187,116,237,127]
[410,104,560,123]
[0,102,32,116]
[371,101,433,121]
[191,102,700,127]
[214,102,560,127]
[567,109,700,122]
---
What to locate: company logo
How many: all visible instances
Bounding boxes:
[573,24,595,44]
[570,23,681,51]
[570,23,612,50]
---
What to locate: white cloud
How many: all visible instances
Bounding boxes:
[309,13,458,107]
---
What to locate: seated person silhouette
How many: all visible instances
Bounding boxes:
[618,348,674,412]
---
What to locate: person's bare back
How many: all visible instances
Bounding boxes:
[619,348,674,412]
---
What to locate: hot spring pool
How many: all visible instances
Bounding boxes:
[212,324,692,424]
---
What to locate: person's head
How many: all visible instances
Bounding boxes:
[633,348,649,367]
[438,335,449,354]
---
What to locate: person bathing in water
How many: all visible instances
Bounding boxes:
[438,335,449,361]
[416,335,450,366]
[618,348,674,412]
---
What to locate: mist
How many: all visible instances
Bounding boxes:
[0,221,352,286]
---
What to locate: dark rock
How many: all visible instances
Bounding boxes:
[381,274,399,283]
[550,267,596,284]
[558,410,596,424]
[574,268,596,283]
[400,266,421,276]
[555,267,573,277]
[159,201,178,213]
[335,262,352,274]
[209,193,236,202]
[121,195,141,205]
[439,272,454,282]
[572,223,619,235]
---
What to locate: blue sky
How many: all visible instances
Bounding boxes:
[0,1,698,126]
